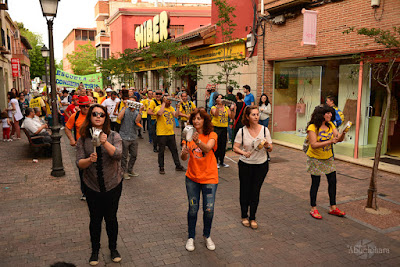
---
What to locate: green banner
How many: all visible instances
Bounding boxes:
[56,69,103,89]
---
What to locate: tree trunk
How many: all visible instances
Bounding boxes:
[366,84,391,209]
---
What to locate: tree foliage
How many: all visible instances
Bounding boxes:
[210,0,246,90]
[17,22,46,79]
[66,42,96,75]
[345,26,400,209]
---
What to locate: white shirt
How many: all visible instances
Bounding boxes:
[234,126,272,164]
[259,103,271,121]
[22,117,46,135]
[102,98,120,118]
[8,99,23,121]
[60,96,69,111]
[2,118,10,128]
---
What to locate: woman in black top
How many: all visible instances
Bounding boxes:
[76,104,123,266]
[232,92,246,145]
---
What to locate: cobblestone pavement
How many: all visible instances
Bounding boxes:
[0,130,399,266]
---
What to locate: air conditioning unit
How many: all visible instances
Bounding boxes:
[272,15,286,25]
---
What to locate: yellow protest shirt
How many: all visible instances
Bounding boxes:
[141,99,149,119]
[116,101,125,124]
[154,105,175,136]
[29,97,45,109]
[93,92,99,98]
[179,101,196,122]
[211,106,229,127]
[148,99,161,120]
[97,96,105,104]
[306,122,336,159]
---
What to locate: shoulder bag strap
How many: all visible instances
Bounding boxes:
[234,103,246,128]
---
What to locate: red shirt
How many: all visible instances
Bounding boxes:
[64,104,77,121]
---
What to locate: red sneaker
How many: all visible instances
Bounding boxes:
[329,208,346,217]
[310,209,322,219]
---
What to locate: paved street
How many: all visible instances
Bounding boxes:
[1,130,399,266]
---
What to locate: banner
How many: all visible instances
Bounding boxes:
[301,9,318,46]
[11,58,20,77]
[56,69,103,89]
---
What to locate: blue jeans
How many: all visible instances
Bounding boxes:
[148,119,157,147]
[259,118,269,128]
[185,177,218,239]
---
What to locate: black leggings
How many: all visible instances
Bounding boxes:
[238,160,269,220]
[85,182,122,252]
[310,172,337,207]
[214,126,227,164]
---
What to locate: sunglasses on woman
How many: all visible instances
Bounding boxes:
[92,112,106,118]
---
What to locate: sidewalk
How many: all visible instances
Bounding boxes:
[0,131,399,266]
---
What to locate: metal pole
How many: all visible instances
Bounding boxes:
[47,19,65,177]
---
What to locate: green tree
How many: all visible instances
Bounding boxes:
[55,59,63,70]
[210,0,246,91]
[66,42,96,75]
[345,26,400,209]
[17,22,46,79]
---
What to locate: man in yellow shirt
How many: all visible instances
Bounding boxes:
[147,89,162,152]
[29,91,46,117]
[154,94,185,174]
[178,92,196,145]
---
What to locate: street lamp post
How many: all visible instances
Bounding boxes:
[40,0,65,177]
[41,45,50,106]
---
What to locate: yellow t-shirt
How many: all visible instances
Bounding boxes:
[306,122,336,159]
[141,99,149,119]
[116,101,125,124]
[211,106,229,127]
[29,97,45,109]
[179,101,196,122]
[97,96,105,104]
[148,99,161,120]
[93,91,99,99]
[154,105,175,136]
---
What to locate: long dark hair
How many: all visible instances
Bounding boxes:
[79,104,111,138]
[307,104,336,131]
[189,108,214,135]
[258,93,269,106]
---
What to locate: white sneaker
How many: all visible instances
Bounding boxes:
[221,163,229,168]
[123,173,131,180]
[7,139,13,142]
[204,237,215,251]
[217,164,220,169]
[185,238,195,252]
[129,172,139,177]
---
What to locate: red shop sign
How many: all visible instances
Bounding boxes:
[11,58,20,77]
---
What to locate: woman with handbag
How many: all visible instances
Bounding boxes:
[211,93,234,168]
[306,104,346,219]
[233,106,272,229]
[76,104,123,265]
[181,108,218,252]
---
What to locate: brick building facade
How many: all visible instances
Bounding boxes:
[257,0,400,158]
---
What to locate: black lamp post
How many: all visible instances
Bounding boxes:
[40,0,65,177]
[40,45,49,86]
[40,45,50,106]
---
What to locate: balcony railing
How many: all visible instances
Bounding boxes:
[0,0,8,10]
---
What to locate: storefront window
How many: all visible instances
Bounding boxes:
[273,58,361,157]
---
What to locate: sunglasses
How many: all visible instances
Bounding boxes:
[155,92,162,95]
[92,112,106,118]
[79,105,90,108]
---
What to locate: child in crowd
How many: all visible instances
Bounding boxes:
[1,111,12,141]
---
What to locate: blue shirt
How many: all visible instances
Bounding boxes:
[244,93,255,106]
[208,92,217,108]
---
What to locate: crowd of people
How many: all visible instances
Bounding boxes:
[1,83,348,266]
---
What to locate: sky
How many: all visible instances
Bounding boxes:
[8,0,211,62]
